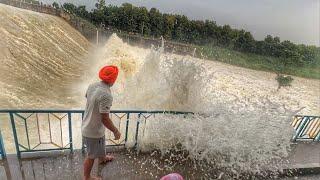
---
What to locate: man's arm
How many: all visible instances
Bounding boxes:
[101,113,121,140]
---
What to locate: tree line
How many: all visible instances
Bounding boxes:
[56,1,319,67]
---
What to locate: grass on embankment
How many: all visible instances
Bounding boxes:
[197,45,320,79]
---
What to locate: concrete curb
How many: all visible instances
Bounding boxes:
[282,166,320,177]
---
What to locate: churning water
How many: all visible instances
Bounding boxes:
[1,4,320,178]
[95,35,299,176]
[74,34,312,177]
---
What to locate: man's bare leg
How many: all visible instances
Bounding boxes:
[83,157,101,180]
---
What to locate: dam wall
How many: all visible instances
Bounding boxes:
[0,0,197,56]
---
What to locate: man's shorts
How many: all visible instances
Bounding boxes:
[83,136,106,159]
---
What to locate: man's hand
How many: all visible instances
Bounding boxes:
[113,130,121,140]
[101,113,121,140]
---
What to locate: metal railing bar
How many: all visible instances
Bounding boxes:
[125,113,130,143]
[14,112,34,121]
[51,113,68,120]
[13,112,27,121]
[292,116,302,129]
[293,117,308,140]
[307,119,319,137]
[295,115,320,118]
[67,112,73,152]
[25,113,34,120]
[59,118,63,147]
[294,139,315,142]
[141,113,152,119]
[51,113,61,120]
[315,130,320,141]
[32,143,41,150]
[0,130,6,159]
[51,142,63,148]
[113,113,126,119]
[0,110,84,113]
[9,112,21,158]
[313,125,320,136]
[39,142,59,144]
[18,144,29,151]
[134,113,141,149]
[310,123,320,138]
[298,117,312,138]
[35,113,41,144]
[0,109,194,114]
[48,113,52,143]
[59,113,68,120]
[117,118,121,145]
[63,142,71,148]
[19,148,70,153]
[295,137,315,139]
[24,116,31,150]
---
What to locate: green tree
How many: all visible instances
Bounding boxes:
[149,8,163,37]
[173,15,189,42]
[136,7,150,35]
[52,2,59,9]
[203,20,218,44]
[218,25,233,47]
[59,2,317,67]
[77,6,89,19]
[162,14,175,39]
[95,0,106,11]
[63,3,77,14]
[234,30,255,52]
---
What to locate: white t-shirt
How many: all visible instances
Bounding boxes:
[81,81,113,138]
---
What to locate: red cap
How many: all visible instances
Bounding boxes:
[99,65,119,84]
[160,173,184,180]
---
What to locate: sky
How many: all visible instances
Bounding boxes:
[41,0,320,46]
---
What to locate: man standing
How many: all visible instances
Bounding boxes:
[82,65,121,180]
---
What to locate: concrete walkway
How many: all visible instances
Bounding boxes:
[0,143,319,180]
[286,143,320,170]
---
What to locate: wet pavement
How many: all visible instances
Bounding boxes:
[0,143,319,180]
[285,143,320,169]
[0,150,207,180]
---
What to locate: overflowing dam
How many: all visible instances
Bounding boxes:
[0,3,319,179]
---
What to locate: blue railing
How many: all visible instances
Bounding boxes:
[0,130,5,159]
[0,110,318,159]
[291,115,320,141]
[0,109,192,158]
